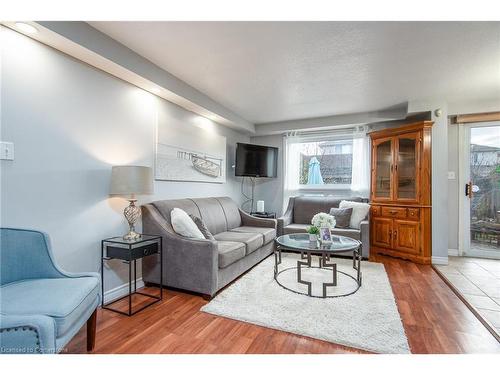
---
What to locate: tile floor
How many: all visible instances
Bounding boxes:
[436,256,500,336]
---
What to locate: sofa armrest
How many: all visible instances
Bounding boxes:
[359,220,370,259]
[141,205,218,296]
[239,209,277,229]
[277,197,295,236]
[0,314,56,354]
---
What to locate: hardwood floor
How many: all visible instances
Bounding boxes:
[64,255,500,354]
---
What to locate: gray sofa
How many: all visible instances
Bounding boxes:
[141,197,276,298]
[277,196,370,258]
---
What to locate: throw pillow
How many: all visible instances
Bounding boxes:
[329,207,353,229]
[339,200,370,229]
[171,208,205,239]
[189,214,215,240]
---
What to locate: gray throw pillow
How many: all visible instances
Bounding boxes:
[189,214,215,240]
[329,207,353,229]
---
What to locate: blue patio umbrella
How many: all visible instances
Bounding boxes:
[307,157,324,185]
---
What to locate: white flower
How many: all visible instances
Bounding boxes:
[311,212,336,229]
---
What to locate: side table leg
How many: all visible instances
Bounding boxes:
[134,259,137,293]
[128,260,132,316]
[101,241,104,307]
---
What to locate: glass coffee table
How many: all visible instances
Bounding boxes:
[274,233,362,298]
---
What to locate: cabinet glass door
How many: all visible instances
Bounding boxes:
[373,138,393,200]
[396,134,419,201]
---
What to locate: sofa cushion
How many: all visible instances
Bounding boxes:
[189,214,215,240]
[293,196,365,224]
[283,223,309,234]
[217,241,246,268]
[214,231,263,255]
[283,224,361,241]
[230,226,276,245]
[339,200,371,229]
[329,207,353,228]
[330,228,361,241]
[216,197,242,230]
[0,277,100,337]
[171,208,205,239]
[152,199,201,224]
[192,197,227,235]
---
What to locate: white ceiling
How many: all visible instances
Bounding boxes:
[89,22,500,124]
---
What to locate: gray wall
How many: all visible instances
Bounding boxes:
[0,27,249,293]
[249,135,284,215]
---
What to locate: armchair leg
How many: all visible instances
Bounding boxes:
[87,309,97,352]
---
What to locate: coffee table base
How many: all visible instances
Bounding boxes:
[274,245,362,298]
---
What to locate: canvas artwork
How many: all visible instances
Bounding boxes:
[155,120,227,183]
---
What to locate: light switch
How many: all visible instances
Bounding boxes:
[0,142,14,160]
[448,171,456,180]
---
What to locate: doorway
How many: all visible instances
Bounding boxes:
[459,122,500,259]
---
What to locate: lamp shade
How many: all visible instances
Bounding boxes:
[109,166,154,197]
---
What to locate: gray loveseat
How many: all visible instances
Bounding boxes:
[277,196,370,258]
[141,197,276,298]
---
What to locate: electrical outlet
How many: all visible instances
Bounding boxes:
[448,171,456,180]
[0,142,14,160]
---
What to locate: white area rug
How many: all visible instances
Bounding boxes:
[201,253,410,353]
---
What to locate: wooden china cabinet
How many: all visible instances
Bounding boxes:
[369,121,433,264]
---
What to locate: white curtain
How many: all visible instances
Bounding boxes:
[282,136,301,212]
[351,136,371,197]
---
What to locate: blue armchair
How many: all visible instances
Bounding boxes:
[0,228,100,354]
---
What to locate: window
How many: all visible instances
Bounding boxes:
[283,132,370,212]
[297,140,354,186]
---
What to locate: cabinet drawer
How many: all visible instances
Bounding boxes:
[407,208,420,220]
[381,206,407,219]
[106,242,159,261]
[370,205,381,216]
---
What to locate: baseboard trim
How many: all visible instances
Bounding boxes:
[431,256,448,265]
[104,278,144,304]
[448,248,459,256]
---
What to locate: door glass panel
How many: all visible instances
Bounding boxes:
[397,137,417,199]
[469,126,500,255]
[375,139,392,198]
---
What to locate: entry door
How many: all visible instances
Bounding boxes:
[459,122,500,259]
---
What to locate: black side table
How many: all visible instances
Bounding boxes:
[251,212,276,219]
[101,234,163,316]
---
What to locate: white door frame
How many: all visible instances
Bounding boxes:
[458,121,500,258]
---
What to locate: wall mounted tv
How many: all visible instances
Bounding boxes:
[235,142,278,178]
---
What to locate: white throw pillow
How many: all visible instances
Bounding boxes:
[339,200,370,229]
[171,208,205,239]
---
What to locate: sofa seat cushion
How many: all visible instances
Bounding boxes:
[230,226,276,245]
[214,231,263,255]
[330,228,361,241]
[0,276,100,337]
[217,241,246,269]
[283,225,361,242]
[282,223,309,234]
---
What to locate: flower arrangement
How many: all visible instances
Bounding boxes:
[306,213,335,241]
[306,226,319,235]
[311,212,336,229]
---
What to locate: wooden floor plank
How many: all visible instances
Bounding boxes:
[64,255,500,354]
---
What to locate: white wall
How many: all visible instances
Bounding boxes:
[0,27,249,293]
[448,123,460,252]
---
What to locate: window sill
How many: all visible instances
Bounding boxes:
[297,185,352,191]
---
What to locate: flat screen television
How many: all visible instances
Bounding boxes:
[235,142,278,178]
